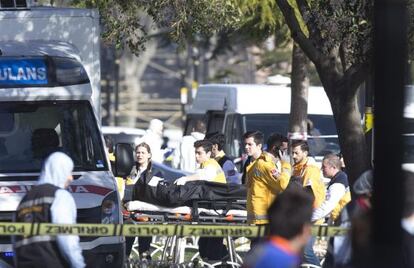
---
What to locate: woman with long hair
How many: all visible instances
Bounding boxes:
[124,142,162,260]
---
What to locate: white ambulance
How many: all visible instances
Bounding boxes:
[0,7,127,267]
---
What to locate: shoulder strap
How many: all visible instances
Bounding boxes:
[217,155,230,167]
[300,161,308,177]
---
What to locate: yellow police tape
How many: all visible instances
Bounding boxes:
[0,223,348,237]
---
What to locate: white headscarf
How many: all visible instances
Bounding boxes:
[38,152,74,189]
[148,119,164,137]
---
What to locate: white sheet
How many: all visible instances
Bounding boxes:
[126,200,247,217]
[126,200,191,214]
[198,208,247,217]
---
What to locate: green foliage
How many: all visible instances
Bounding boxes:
[287,0,309,37]
[237,0,280,29]
[308,0,373,67]
[71,0,148,54]
[71,0,242,54]
[67,0,309,61]
[144,0,241,43]
[233,0,293,46]
[71,0,414,65]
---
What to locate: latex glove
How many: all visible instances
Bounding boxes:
[174,177,188,186]
[279,149,291,163]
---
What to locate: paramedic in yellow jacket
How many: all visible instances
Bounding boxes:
[174,139,226,185]
[245,132,292,225]
[174,139,227,261]
[266,133,291,191]
[291,140,326,211]
[291,139,326,266]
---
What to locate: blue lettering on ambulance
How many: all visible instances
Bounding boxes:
[0,59,48,85]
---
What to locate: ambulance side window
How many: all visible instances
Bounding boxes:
[206,111,225,133]
[184,114,207,135]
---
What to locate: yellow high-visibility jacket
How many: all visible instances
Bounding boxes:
[199,158,226,184]
[246,152,291,224]
[292,158,326,211]
[331,189,352,222]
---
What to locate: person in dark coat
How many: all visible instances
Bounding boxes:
[14,152,85,268]
[124,142,163,260]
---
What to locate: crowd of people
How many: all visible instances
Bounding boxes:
[121,124,413,268]
[11,118,414,268]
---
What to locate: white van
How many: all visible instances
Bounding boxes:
[185,84,340,162]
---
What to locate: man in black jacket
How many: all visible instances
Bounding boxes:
[206,132,241,184]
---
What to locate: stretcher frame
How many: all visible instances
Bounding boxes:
[125,199,248,267]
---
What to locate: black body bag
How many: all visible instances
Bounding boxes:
[134,180,246,208]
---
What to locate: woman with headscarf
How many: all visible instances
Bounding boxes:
[124,142,163,260]
[14,152,85,268]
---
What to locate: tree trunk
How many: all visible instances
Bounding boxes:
[119,40,157,127]
[289,43,309,136]
[118,14,157,127]
[328,83,370,184]
[275,0,371,188]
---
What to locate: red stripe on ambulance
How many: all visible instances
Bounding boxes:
[0,185,112,195]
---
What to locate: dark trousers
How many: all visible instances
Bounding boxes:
[303,236,321,266]
[198,237,228,261]
[248,224,268,252]
[125,236,152,257]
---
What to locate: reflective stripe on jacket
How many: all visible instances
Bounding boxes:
[331,188,352,221]
[246,152,291,224]
[292,158,326,209]
[199,158,226,184]
[15,184,69,268]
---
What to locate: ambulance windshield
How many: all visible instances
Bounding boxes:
[0,101,107,173]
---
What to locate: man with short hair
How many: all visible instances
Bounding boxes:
[291,140,326,266]
[244,131,291,227]
[312,153,351,223]
[174,139,226,185]
[174,139,227,261]
[266,133,288,156]
[243,184,314,268]
[206,132,241,184]
[311,153,351,267]
[265,133,291,190]
[242,131,264,185]
[291,140,326,210]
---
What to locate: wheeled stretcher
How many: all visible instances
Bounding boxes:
[124,199,248,267]
[126,199,247,223]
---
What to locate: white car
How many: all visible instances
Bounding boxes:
[102,126,146,149]
[102,126,189,181]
